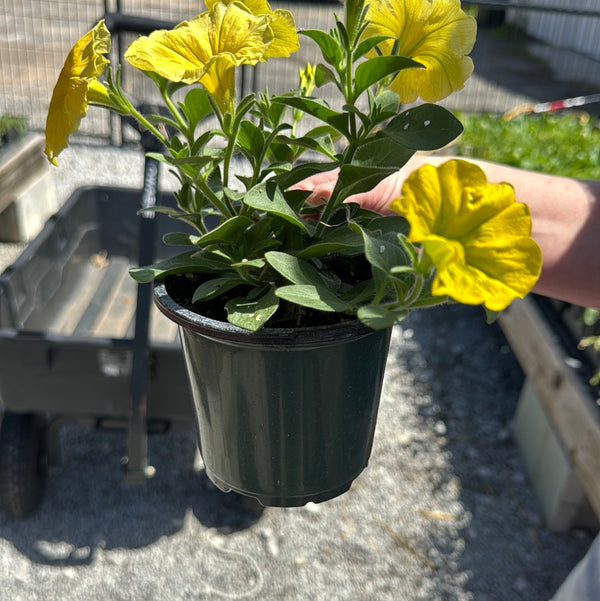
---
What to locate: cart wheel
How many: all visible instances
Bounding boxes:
[0,412,48,518]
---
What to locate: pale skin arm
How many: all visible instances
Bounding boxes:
[293,155,600,309]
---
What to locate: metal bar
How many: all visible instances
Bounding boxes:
[102,12,179,36]
[123,133,161,485]
[466,1,600,18]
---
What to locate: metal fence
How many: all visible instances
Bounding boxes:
[2,0,600,144]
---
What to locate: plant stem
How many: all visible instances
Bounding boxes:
[161,87,190,142]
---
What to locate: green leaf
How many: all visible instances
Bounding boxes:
[243,181,310,232]
[583,307,600,326]
[354,56,423,98]
[196,216,252,247]
[265,251,327,287]
[345,0,367,43]
[384,104,464,151]
[162,232,201,246]
[300,30,343,67]
[305,123,342,142]
[296,227,364,259]
[342,103,371,129]
[353,35,393,61]
[226,288,280,331]
[272,96,349,136]
[341,279,377,305]
[335,19,349,50]
[315,64,339,88]
[357,225,412,301]
[190,130,217,155]
[162,154,218,169]
[275,133,336,159]
[129,250,230,283]
[274,161,339,189]
[357,305,407,329]
[145,204,205,232]
[370,90,400,123]
[485,308,500,324]
[180,87,213,131]
[231,258,265,269]
[352,132,414,169]
[361,229,410,275]
[333,164,397,203]
[366,215,410,238]
[192,274,245,303]
[237,119,265,159]
[275,284,349,313]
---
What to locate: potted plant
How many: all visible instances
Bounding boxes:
[44,0,542,506]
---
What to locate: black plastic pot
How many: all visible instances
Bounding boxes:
[153,281,392,507]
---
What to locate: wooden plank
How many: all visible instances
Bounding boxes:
[499,296,600,519]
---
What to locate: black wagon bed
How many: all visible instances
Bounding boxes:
[0,185,191,425]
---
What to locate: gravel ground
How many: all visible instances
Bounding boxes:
[0,297,595,601]
[0,143,596,601]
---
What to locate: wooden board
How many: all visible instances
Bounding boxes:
[499,297,600,520]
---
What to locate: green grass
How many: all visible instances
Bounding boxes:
[0,114,27,150]
[454,111,600,179]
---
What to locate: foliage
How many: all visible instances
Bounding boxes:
[455,111,600,179]
[0,115,27,150]
[45,0,541,331]
[580,308,600,386]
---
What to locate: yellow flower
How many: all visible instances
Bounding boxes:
[391,159,542,311]
[124,1,298,110]
[363,0,476,103]
[44,20,110,165]
[205,0,299,59]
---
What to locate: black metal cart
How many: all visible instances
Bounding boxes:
[0,142,197,515]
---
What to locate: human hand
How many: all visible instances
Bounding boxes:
[291,154,438,215]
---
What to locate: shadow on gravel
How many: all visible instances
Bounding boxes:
[398,303,594,601]
[0,426,263,566]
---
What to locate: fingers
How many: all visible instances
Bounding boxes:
[289,168,339,206]
[289,157,433,215]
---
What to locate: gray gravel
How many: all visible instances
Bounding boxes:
[0,143,596,601]
[0,295,594,600]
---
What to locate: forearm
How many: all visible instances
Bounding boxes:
[399,156,600,308]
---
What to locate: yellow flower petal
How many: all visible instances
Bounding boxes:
[390,159,542,311]
[199,55,237,110]
[44,20,110,165]
[205,0,299,58]
[123,1,297,110]
[363,0,476,103]
[124,4,272,85]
